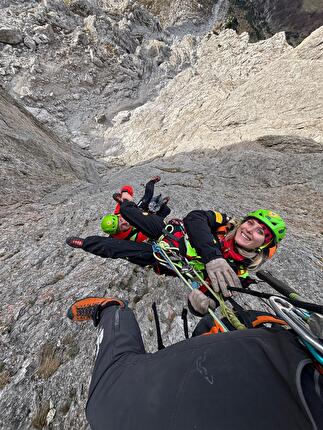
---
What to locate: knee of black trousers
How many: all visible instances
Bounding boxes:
[120,201,138,222]
[120,200,136,212]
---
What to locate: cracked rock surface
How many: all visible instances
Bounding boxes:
[0,3,322,429]
[1,0,322,157]
[0,91,322,428]
[102,26,323,165]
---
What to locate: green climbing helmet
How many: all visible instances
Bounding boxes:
[101,214,119,234]
[246,209,286,243]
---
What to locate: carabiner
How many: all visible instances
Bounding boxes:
[270,297,323,355]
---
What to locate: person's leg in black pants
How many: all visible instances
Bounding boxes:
[138,178,171,219]
[156,203,171,219]
[120,201,165,239]
[82,235,156,266]
[137,178,157,211]
[87,305,146,406]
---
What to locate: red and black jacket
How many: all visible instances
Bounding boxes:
[111,226,148,243]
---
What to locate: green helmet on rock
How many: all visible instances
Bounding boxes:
[246,209,286,243]
[101,214,119,234]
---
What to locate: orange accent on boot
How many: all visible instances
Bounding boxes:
[66,237,84,248]
[67,297,124,322]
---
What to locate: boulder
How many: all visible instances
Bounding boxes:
[0,28,23,45]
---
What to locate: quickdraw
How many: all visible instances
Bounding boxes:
[270,296,323,365]
[152,240,246,332]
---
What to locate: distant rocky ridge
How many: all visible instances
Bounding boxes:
[0,0,322,157]
[102,26,323,165]
[227,0,323,46]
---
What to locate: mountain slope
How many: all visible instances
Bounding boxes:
[102,27,323,165]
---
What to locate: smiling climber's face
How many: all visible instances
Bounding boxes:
[235,218,266,250]
[118,216,131,232]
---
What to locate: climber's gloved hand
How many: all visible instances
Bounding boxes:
[205,258,241,297]
[189,289,216,315]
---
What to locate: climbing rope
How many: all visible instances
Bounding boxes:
[152,240,246,331]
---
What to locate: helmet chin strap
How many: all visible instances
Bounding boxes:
[257,239,275,252]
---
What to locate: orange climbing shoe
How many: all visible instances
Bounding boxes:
[67,297,125,323]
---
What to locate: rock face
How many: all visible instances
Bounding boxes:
[0,5,322,430]
[0,85,102,207]
[136,0,218,29]
[0,28,23,45]
[0,0,175,152]
[0,0,322,156]
[0,116,322,429]
[227,0,323,46]
[102,26,323,165]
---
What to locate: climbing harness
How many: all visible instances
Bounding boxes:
[152,233,247,332]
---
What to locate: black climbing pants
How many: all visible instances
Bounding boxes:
[137,179,171,218]
[82,235,156,267]
[120,200,166,238]
[82,201,166,266]
[85,305,322,430]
